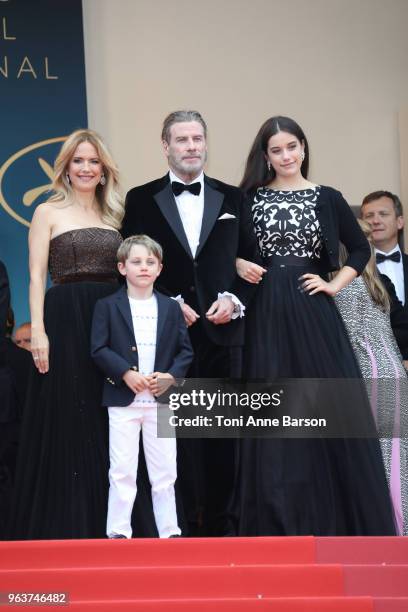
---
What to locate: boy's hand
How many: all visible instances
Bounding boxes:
[123,369,150,393]
[147,372,175,397]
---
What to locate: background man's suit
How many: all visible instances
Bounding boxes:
[378,252,408,360]
[402,251,408,306]
[122,173,261,535]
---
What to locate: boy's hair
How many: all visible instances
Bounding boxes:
[117,235,163,264]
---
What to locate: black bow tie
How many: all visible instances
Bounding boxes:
[376,251,401,264]
[171,181,201,197]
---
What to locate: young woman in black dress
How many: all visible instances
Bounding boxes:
[234,116,396,535]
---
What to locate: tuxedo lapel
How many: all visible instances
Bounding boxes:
[154,179,193,258]
[115,286,135,339]
[403,253,408,304]
[196,177,224,257]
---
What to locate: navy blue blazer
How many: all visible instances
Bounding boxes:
[91,286,193,407]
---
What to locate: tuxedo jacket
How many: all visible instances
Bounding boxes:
[378,250,408,305]
[122,174,261,346]
[380,255,408,359]
[402,252,408,306]
[91,287,193,407]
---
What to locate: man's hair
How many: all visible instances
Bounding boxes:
[161,110,207,143]
[361,190,403,217]
[117,235,163,264]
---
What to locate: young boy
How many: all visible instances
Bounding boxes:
[91,235,193,539]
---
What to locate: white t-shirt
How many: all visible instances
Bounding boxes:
[128,294,157,406]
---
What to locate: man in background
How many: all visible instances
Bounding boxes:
[361,191,408,365]
[361,191,407,305]
[13,322,32,352]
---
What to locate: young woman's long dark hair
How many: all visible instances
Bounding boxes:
[240,116,310,194]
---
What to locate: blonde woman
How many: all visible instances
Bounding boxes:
[9,130,124,539]
[335,220,408,535]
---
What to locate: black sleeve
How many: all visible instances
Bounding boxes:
[167,304,194,379]
[227,191,263,307]
[121,188,145,239]
[381,273,408,359]
[334,191,371,275]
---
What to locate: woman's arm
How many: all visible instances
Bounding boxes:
[301,266,357,297]
[302,189,369,297]
[236,257,266,284]
[29,205,52,373]
[335,190,371,275]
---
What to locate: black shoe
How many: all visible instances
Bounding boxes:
[169,534,182,538]
[109,534,127,539]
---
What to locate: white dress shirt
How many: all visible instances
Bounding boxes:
[170,170,204,258]
[375,245,405,305]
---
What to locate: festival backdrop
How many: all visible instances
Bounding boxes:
[0,0,87,326]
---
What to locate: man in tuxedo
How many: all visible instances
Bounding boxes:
[361,190,408,363]
[122,110,261,535]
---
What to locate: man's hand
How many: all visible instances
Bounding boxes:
[206,296,234,325]
[180,302,200,327]
[147,372,175,397]
[123,369,150,393]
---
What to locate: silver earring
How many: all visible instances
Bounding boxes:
[301,151,305,161]
[267,160,271,172]
[100,174,106,186]
[66,173,71,184]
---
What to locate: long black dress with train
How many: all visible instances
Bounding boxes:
[8,228,124,539]
[234,186,396,535]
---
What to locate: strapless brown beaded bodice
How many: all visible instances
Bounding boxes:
[49,227,122,284]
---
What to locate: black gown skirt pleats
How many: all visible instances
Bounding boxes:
[234,257,396,536]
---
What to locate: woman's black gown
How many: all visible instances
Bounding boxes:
[8,228,158,539]
[235,187,396,535]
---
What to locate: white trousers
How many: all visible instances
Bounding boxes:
[106,402,180,538]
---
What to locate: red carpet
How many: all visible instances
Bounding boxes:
[0,537,407,611]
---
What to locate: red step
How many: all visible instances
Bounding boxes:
[0,537,315,570]
[3,598,375,612]
[2,537,406,611]
[374,599,408,612]
[316,537,408,565]
[344,565,408,597]
[1,565,345,599]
